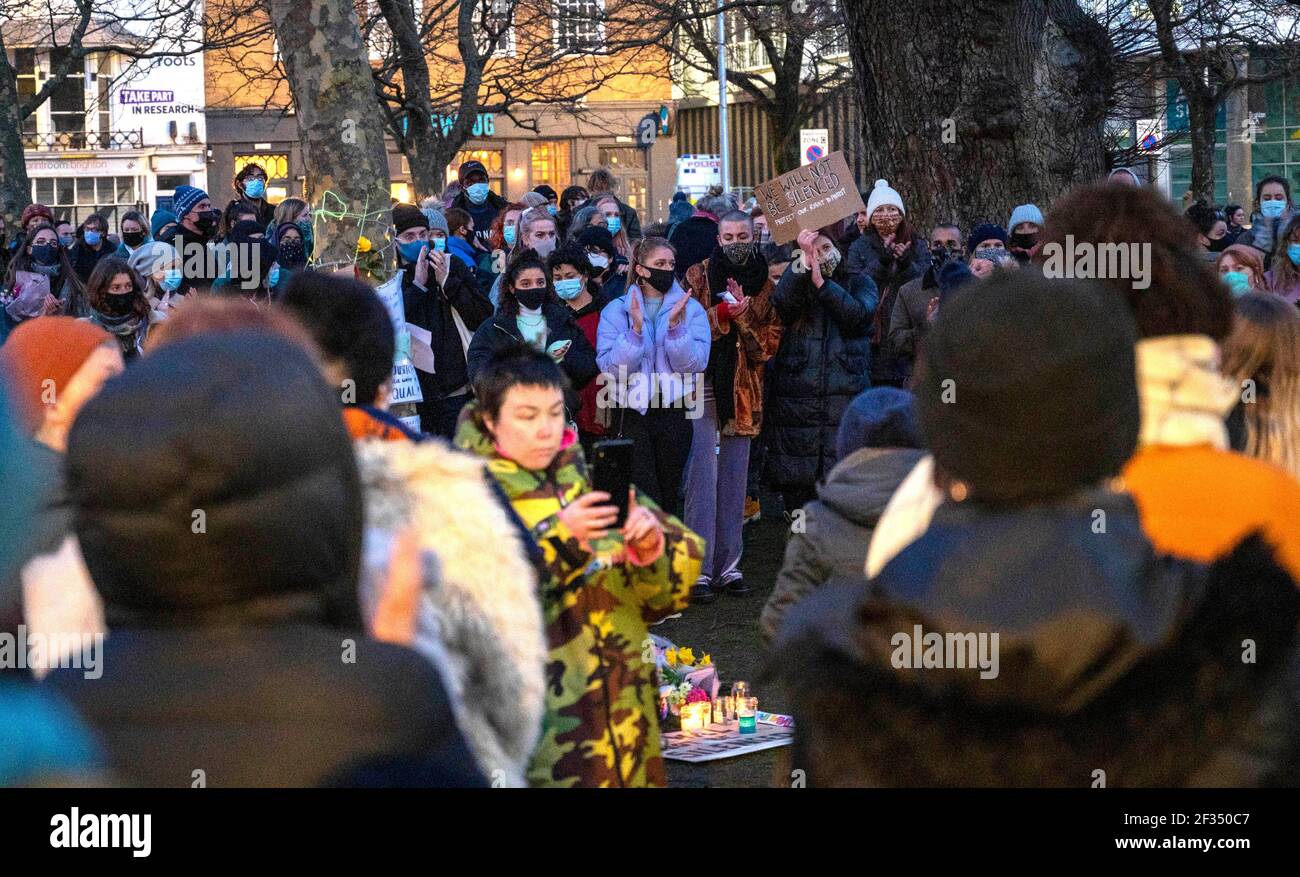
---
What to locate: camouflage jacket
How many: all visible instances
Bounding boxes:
[456,405,702,787]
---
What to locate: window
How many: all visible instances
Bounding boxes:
[598,146,646,170]
[47,48,87,145]
[445,148,505,191]
[530,141,572,190]
[15,50,38,138]
[156,174,192,191]
[553,0,605,54]
[480,0,518,57]
[94,53,112,141]
[31,175,141,229]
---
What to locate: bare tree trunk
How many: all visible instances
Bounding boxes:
[268,0,393,270]
[1186,95,1217,203]
[0,30,32,230]
[845,0,1113,231]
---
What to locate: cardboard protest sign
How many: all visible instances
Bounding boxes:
[752,151,865,245]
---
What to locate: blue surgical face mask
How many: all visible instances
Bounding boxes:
[267,265,282,287]
[605,215,622,234]
[503,224,517,246]
[1287,242,1300,266]
[466,182,490,205]
[83,230,102,247]
[244,178,266,199]
[161,268,183,292]
[59,234,74,248]
[1221,270,1251,296]
[1262,199,1287,219]
[431,235,447,252]
[554,277,585,300]
[398,239,426,264]
[547,204,558,217]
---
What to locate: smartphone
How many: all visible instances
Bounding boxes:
[589,438,634,528]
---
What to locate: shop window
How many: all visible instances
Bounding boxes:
[530,141,572,190]
[31,175,141,230]
[598,146,647,170]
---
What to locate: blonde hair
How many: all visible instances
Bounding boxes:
[273,197,309,228]
[1222,292,1300,479]
[592,193,630,256]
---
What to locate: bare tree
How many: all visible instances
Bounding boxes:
[668,0,852,175]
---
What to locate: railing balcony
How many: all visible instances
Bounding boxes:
[21,129,144,151]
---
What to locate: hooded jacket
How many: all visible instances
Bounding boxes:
[596,281,711,415]
[761,446,924,642]
[456,406,701,787]
[765,263,879,491]
[683,256,783,436]
[772,490,1300,787]
[466,299,599,413]
[48,333,481,787]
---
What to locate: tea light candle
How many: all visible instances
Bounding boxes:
[680,701,710,733]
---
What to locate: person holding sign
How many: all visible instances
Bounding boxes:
[766,228,878,514]
[680,211,783,603]
[846,180,931,388]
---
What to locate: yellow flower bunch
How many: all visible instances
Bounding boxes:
[356,235,372,253]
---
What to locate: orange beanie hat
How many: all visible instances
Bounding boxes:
[0,316,112,434]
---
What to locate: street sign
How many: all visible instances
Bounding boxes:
[800,128,829,166]
[636,113,659,148]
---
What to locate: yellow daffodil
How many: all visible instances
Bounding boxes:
[357,235,372,253]
[665,648,678,666]
[678,647,696,666]
[701,654,712,667]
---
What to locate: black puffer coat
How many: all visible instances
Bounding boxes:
[466,299,599,414]
[765,264,879,492]
[50,332,482,787]
[772,490,1300,787]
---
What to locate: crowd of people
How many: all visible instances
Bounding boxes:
[1,156,1298,788]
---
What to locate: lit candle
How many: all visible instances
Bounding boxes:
[681,701,709,733]
[737,697,758,735]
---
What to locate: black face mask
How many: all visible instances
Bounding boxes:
[722,241,756,265]
[30,243,58,266]
[195,210,220,233]
[930,244,957,268]
[122,231,146,247]
[101,292,136,317]
[640,265,675,293]
[278,238,306,268]
[1009,232,1038,251]
[514,287,546,311]
[1208,236,1230,252]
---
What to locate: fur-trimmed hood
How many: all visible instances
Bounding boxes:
[354,436,545,787]
[773,490,1300,787]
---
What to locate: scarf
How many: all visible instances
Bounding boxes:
[1136,335,1239,449]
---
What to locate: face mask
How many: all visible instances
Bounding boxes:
[973,247,1005,263]
[554,277,584,300]
[84,230,103,247]
[196,210,219,233]
[102,292,136,317]
[161,268,183,292]
[606,216,622,235]
[296,219,314,248]
[531,237,556,259]
[514,286,546,310]
[398,239,426,264]
[722,241,756,265]
[123,231,146,247]
[1221,271,1251,296]
[267,265,282,287]
[503,225,517,247]
[588,252,610,270]
[278,238,306,267]
[1207,236,1229,253]
[872,214,901,235]
[1287,242,1300,266]
[1009,232,1037,250]
[547,204,558,217]
[1261,199,1287,219]
[243,178,266,199]
[30,243,58,266]
[818,250,842,276]
[431,236,447,252]
[640,265,674,293]
[931,244,957,267]
[466,182,490,205]
[59,234,74,248]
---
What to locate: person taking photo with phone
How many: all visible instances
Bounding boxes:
[455,343,702,787]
